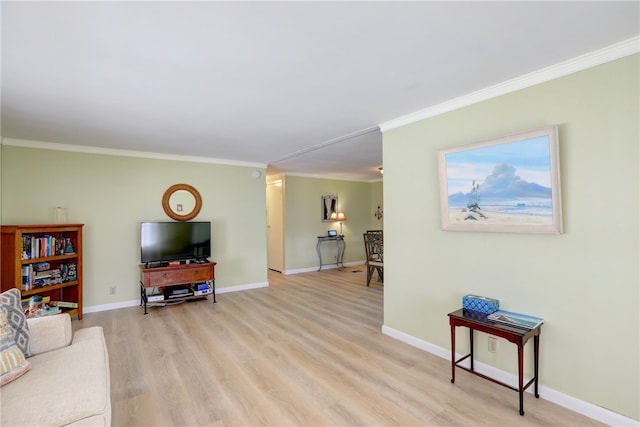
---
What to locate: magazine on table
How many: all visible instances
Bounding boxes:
[487,310,544,330]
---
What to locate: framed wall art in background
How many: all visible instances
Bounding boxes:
[321,194,338,222]
[438,126,562,234]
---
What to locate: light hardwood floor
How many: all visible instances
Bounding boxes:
[75,267,602,426]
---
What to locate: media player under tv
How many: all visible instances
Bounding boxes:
[165,290,194,299]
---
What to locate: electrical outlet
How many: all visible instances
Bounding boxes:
[109,286,116,295]
[488,336,497,353]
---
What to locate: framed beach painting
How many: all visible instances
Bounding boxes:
[438,126,562,234]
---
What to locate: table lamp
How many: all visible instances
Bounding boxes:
[336,212,347,235]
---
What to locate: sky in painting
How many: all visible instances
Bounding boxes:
[445,135,551,195]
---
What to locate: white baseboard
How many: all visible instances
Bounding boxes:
[84,299,140,314]
[381,325,639,426]
[285,261,365,275]
[285,266,318,275]
[84,282,269,314]
[215,282,269,294]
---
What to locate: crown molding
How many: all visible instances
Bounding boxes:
[0,137,267,169]
[283,171,382,183]
[379,36,640,133]
[269,125,380,164]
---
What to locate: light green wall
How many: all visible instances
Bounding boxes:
[383,54,639,419]
[1,146,268,307]
[283,175,378,270]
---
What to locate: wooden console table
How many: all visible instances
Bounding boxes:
[448,308,541,416]
[140,262,216,314]
[316,235,345,271]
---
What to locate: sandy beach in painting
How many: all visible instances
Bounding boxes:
[448,207,552,226]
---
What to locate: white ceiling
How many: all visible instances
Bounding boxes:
[2,1,638,181]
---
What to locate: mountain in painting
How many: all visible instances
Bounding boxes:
[449,163,551,206]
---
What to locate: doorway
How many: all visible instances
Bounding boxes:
[267,178,284,272]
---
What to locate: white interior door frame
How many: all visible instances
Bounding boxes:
[266,177,285,272]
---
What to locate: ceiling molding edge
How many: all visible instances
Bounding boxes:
[379,36,640,133]
[1,137,267,169]
[283,171,382,184]
[270,125,380,165]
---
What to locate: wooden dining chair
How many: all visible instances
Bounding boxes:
[363,231,383,286]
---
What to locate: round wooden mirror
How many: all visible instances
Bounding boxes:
[162,184,202,221]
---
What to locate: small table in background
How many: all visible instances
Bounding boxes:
[316,235,345,271]
[448,308,541,416]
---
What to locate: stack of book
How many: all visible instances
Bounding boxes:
[21,295,62,318]
[33,268,63,287]
[487,310,544,330]
[21,263,76,290]
[50,301,78,309]
[22,295,50,312]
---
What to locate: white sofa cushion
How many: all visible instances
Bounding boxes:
[1,326,111,426]
[27,313,73,355]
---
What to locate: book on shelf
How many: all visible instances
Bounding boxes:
[21,265,33,290]
[21,234,69,259]
[66,263,77,281]
[42,306,61,316]
[50,301,78,309]
[487,310,544,330]
[34,262,51,272]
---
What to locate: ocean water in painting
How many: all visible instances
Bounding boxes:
[472,199,552,217]
[446,135,553,219]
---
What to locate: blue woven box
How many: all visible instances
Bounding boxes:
[462,294,499,314]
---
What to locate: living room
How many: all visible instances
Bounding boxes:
[1,2,639,426]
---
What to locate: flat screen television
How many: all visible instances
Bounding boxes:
[140,221,211,264]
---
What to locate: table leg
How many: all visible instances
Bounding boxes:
[534,334,540,398]
[450,324,456,383]
[337,239,345,267]
[518,342,524,416]
[316,240,323,271]
[469,328,474,371]
[140,284,148,315]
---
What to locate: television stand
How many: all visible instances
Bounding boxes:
[139,262,216,314]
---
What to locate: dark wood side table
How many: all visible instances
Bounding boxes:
[448,308,541,416]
